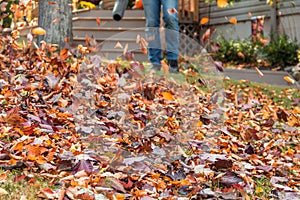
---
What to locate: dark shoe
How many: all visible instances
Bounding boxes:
[168,60,179,73]
[150,63,161,71]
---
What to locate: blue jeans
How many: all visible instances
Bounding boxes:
[142,0,179,65]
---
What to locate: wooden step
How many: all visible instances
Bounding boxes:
[73,17,145,28]
[95,49,148,61]
[73,9,145,18]
[73,27,145,39]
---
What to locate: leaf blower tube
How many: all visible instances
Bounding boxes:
[112,0,129,21]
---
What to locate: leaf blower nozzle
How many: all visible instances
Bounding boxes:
[112,0,129,21]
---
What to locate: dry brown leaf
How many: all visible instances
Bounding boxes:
[52,17,60,24]
[136,34,141,43]
[0,188,8,195]
[123,43,129,55]
[140,38,148,54]
[254,67,264,77]
[167,7,178,14]
[161,60,169,74]
[114,42,123,49]
[201,28,211,44]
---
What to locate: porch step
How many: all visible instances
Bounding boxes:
[73,9,147,61]
[73,9,145,18]
[95,49,148,61]
[73,17,146,28]
[73,27,144,39]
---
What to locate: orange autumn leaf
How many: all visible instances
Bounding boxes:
[60,48,71,60]
[14,8,22,19]
[96,17,101,26]
[229,17,237,25]
[161,91,175,101]
[200,17,209,25]
[32,27,46,35]
[134,190,148,197]
[217,0,228,7]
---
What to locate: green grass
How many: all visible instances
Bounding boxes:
[253,176,273,199]
[224,79,299,109]
[0,169,55,200]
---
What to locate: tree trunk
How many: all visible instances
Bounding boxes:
[38,0,73,49]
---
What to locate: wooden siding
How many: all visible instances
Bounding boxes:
[199,0,300,25]
[197,0,300,41]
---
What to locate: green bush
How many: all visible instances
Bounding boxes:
[212,36,258,65]
[212,34,299,69]
[261,34,299,68]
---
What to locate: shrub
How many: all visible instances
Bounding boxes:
[260,34,299,68]
[212,36,258,65]
[212,34,299,70]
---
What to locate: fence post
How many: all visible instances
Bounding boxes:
[270,0,278,40]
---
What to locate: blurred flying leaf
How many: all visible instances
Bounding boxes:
[167,7,178,14]
[229,17,237,25]
[200,17,209,25]
[32,27,46,35]
[217,0,228,7]
[96,17,101,26]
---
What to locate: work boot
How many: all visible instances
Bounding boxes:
[168,59,179,73]
[150,63,161,71]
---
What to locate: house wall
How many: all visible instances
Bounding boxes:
[198,0,300,42]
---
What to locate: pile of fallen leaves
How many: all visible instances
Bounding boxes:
[0,31,300,200]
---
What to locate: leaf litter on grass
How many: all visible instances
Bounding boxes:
[0,28,299,199]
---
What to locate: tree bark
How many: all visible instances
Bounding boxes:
[38,0,73,49]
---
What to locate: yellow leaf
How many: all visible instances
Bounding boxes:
[217,0,228,8]
[193,121,203,127]
[288,115,298,127]
[229,17,237,25]
[200,17,209,25]
[161,92,174,101]
[284,76,295,84]
[255,187,264,194]
[287,147,295,155]
[32,27,46,35]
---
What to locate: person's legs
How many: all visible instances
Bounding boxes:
[142,0,162,68]
[161,0,179,72]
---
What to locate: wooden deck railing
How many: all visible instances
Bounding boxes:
[178,0,199,23]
